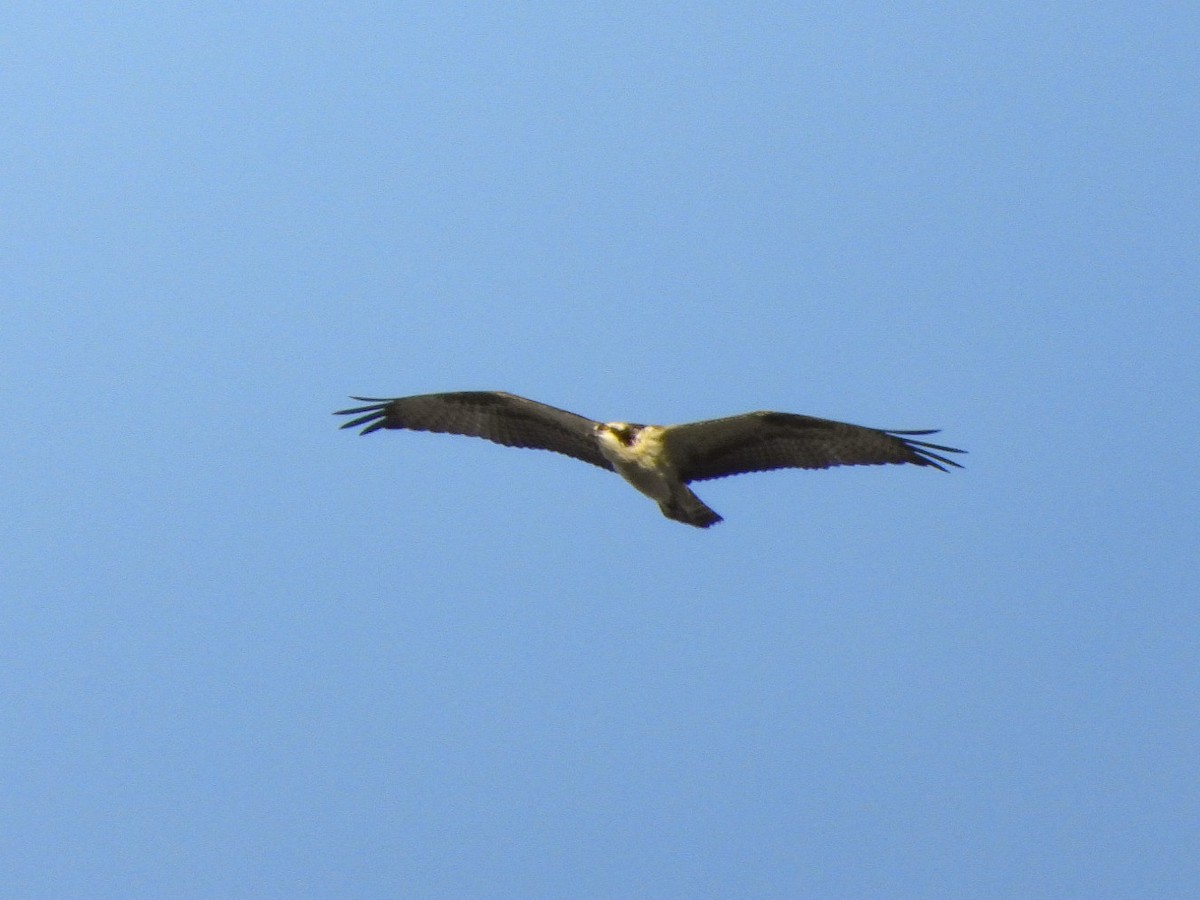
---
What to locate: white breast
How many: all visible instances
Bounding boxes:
[597,426,677,502]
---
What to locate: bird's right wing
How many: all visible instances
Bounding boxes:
[334,391,614,471]
[664,411,965,482]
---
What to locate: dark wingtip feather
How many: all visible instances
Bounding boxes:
[333,397,393,414]
[342,414,384,432]
[914,453,957,473]
[891,432,967,472]
[334,398,394,434]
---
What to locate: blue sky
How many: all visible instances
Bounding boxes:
[3,4,1197,897]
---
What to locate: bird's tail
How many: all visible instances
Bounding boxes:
[660,487,723,528]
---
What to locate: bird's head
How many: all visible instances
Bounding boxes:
[595,422,640,447]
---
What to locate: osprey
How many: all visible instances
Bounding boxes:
[335,391,965,528]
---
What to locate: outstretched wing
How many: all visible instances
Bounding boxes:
[663,412,965,483]
[334,391,614,471]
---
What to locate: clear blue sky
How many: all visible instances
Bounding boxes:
[4,4,1197,898]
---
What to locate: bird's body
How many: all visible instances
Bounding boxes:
[335,391,964,528]
[593,422,722,526]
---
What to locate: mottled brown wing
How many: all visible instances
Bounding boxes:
[663,412,965,483]
[334,391,614,471]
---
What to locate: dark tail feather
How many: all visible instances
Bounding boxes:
[660,487,723,528]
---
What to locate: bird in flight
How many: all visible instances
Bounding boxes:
[335,391,965,528]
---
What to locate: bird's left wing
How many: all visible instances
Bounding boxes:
[663,412,965,483]
[335,391,614,471]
